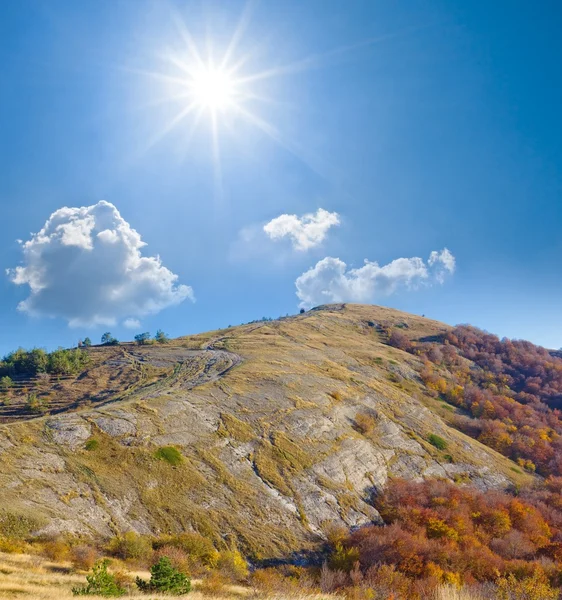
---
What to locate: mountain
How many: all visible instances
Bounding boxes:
[0,304,532,559]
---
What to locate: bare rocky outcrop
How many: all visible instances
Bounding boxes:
[0,304,528,557]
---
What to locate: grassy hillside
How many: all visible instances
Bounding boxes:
[0,304,534,559]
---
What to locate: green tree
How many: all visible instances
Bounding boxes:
[155,329,170,344]
[136,557,191,595]
[72,559,125,597]
[134,332,151,345]
[83,337,92,347]
[27,393,47,414]
[0,376,13,392]
[101,333,118,346]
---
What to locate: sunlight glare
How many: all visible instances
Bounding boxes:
[189,66,235,110]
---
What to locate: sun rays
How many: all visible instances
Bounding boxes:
[128,2,423,201]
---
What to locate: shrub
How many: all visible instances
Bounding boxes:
[84,438,99,451]
[42,538,71,561]
[428,433,448,450]
[154,546,192,575]
[27,392,47,413]
[154,446,183,466]
[155,329,170,344]
[0,376,13,391]
[388,330,413,352]
[158,532,219,567]
[107,531,153,562]
[136,556,191,595]
[328,542,360,572]
[496,572,558,600]
[0,510,42,538]
[71,544,99,570]
[217,550,249,581]
[72,559,125,597]
[355,412,377,435]
[134,332,151,345]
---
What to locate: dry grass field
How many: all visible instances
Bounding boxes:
[0,551,489,600]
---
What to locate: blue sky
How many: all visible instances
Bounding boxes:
[1,0,561,354]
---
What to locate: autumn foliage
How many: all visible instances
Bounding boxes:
[340,479,562,593]
[389,324,562,476]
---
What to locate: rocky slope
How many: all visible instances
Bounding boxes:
[0,304,532,558]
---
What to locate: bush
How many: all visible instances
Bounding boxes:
[155,329,170,344]
[71,544,100,570]
[355,412,377,435]
[428,433,448,450]
[0,510,42,538]
[84,438,99,451]
[154,446,183,466]
[72,559,125,597]
[42,538,71,562]
[0,376,13,391]
[136,557,191,595]
[154,546,192,575]
[157,532,219,568]
[217,550,249,581]
[107,531,153,562]
[496,572,558,600]
[134,332,151,345]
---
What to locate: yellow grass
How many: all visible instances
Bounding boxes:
[0,551,330,600]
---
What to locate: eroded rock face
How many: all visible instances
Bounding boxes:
[46,417,91,448]
[0,305,520,557]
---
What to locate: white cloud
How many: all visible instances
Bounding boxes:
[123,318,141,329]
[263,208,340,251]
[428,248,456,283]
[8,200,193,327]
[295,248,455,308]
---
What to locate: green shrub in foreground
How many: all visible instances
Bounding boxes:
[72,559,125,597]
[136,556,191,595]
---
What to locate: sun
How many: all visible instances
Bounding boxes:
[189,66,236,111]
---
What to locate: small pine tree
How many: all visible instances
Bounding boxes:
[83,337,92,347]
[136,557,191,595]
[155,329,170,344]
[27,392,47,414]
[72,559,125,597]
[0,376,13,392]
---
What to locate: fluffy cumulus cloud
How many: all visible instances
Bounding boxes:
[263,208,340,251]
[8,200,193,327]
[295,248,456,308]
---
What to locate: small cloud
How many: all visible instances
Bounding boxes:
[295,248,456,308]
[428,248,456,283]
[263,208,340,251]
[8,200,193,327]
[123,318,141,329]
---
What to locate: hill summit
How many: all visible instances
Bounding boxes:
[0,304,533,558]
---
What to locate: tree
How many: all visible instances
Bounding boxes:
[0,376,13,392]
[154,329,169,344]
[27,393,47,414]
[72,559,125,597]
[136,557,191,595]
[101,333,118,346]
[83,337,92,347]
[134,332,151,345]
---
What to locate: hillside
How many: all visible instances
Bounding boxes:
[0,304,534,559]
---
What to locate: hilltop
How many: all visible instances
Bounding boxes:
[0,304,536,559]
